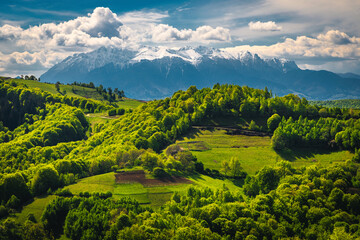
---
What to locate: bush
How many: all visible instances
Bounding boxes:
[153,167,169,178]
[54,188,73,197]
[108,108,116,116]
[353,149,360,163]
[1,172,32,203]
[267,113,281,131]
[79,192,90,198]
[89,158,115,175]
[27,213,37,223]
[195,161,204,173]
[6,195,21,209]
[271,131,286,150]
[31,165,60,195]
[117,108,125,115]
[249,120,259,131]
[0,205,8,218]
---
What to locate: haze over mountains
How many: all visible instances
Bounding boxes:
[40,46,360,100]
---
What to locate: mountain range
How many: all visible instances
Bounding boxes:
[40,46,360,100]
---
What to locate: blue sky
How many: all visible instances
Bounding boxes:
[0,0,360,76]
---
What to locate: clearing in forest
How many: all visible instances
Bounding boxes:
[176,128,354,175]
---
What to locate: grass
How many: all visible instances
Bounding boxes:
[87,115,111,129]
[15,195,57,224]
[55,169,241,208]
[113,182,147,195]
[176,129,354,175]
[114,98,144,109]
[5,79,144,108]
[192,147,278,175]
[179,129,270,148]
[66,172,115,194]
[8,79,103,100]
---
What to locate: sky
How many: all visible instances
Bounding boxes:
[0,0,360,77]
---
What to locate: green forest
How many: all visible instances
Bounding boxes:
[1,78,360,239]
[310,99,360,110]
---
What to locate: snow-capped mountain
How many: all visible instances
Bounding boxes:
[41,46,360,100]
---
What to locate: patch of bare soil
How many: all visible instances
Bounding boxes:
[115,170,192,187]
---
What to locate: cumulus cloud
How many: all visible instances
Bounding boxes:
[0,24,23,40]
[150,24,230,42]
[248,21,282,31]
[0,50,68,76]
[223,30,360,59]
[0,7,231,49]
[0,7,231,76]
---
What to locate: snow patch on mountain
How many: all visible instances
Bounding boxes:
[59,45,298,71]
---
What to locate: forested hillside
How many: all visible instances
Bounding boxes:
[310,99,360,109]
[1,79,360,239]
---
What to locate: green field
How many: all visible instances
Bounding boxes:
[15,195,57,224]
[5,79,144,109]
[86,113,119,129]
[7,79,104,100]
[176,129,354,175]
[57,170,240,208]
[66,172,115,193]
[114,98,144,109]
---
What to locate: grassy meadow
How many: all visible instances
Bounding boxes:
[5,79,144,109]
[8,79,104,100]
[15,195,57,224]
[37,170,241,209]
[176,129,354,175]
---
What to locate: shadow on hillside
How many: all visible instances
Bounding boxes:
[276,147,334,162]
[231,178,245,187]
[177,128,202,140]
[183,172,204,181]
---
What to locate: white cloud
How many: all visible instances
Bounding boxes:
[0,7,230,49]
[150,24,230,42]
[248,21,282,31]
[0,50,68,77]
[0,7,231,76]
[0,24,23,40]
[223,30,360,59]
[198,0,360,42]
[119,11,169,24]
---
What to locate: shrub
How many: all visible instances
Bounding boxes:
[6,195,21,209]
[153,167,169,178]
[54,188,73,197]
[27,213,37,223]
[108,108,116,116]
[267,113,281,131]
[117,108,125,115]
[31,166,60,195]
[0,205,8,218]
